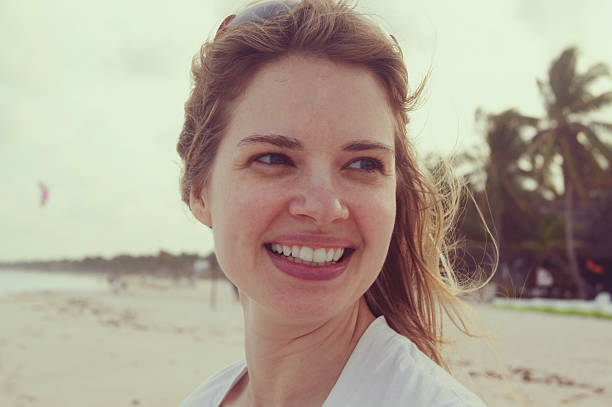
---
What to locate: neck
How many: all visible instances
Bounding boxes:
[239,297,375,407]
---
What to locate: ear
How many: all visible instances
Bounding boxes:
[189,187,212,228]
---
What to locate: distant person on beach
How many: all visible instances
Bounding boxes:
[107,273,127,294]
[177,1,488,406]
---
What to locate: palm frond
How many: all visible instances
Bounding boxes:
[527,128,553,146]
[549,47,578,108]
[536,78,555,115]
[574,62,611,91]
[573,139,608,176]
[572,122,612,162]
[569,91,612,114]
[532,132,558,188]
[590,120,612,134]
[498,109,540,127]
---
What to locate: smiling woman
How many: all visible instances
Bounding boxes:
[176,1,489,406]
[196,54,397,325]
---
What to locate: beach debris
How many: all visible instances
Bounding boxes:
[471,366,605,394]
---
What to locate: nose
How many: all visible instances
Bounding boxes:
[288,176,349,225]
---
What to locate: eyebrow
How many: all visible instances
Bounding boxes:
[237,134,303,150]
[238,134,394,153]
[341,140,394,154]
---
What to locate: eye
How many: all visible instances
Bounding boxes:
[254,153,294,166]
[346,157,385,172]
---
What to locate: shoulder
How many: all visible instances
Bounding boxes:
[323,317,487,407]
[179,360,247,407]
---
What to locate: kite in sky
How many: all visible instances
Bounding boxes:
[39,182,49,206]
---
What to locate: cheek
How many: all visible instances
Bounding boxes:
[210,182,288,293]
[356,183,396,236]
[211,181,284,249]
[366,189,396,261]
[346,181,396,271]
[371,199,396,258]
[234,183,284,228]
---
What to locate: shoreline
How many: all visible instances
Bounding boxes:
[0,269,228,297]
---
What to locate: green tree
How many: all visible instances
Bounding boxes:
[530,47,612,298]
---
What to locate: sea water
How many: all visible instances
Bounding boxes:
[0,269,108,296]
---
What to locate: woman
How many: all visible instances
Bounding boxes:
[177,1,489,405]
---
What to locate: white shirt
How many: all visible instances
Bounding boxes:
[180,316,487,406]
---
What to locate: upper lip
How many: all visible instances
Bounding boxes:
[265,234,357,248]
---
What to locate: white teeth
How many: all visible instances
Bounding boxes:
[333,248,344,261]
[268,244,348,266]
[313,248,327,263]
[299,246,314,262]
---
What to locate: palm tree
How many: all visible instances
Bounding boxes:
[530,47,612,298]
[462,109,538,260]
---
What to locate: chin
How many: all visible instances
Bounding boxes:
[259,285,365,325]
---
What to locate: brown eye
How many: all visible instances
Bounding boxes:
[346,157,384,172]
[255,153,294,166]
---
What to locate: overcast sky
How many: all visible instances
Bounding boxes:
[1,0,611,261]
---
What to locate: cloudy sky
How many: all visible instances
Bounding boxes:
[1,0,611,261]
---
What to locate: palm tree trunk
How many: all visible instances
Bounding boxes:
[564,181,587,298]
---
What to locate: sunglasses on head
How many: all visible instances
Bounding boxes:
[214,1,400,51]
[215,1,299,40]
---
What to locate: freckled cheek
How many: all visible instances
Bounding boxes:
[227,184,286,237]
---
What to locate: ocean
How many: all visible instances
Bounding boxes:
[0,269,108,296]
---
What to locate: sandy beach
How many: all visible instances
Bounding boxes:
[1,275,610,407]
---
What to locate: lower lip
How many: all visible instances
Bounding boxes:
[266,250,349,281]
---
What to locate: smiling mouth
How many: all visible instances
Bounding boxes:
[264,243,354,267]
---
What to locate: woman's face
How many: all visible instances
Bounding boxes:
[192,55,396,322]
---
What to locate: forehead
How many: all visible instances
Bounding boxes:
[225,55,395,146]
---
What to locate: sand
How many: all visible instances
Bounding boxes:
[1,277,610,407]
[443,304,612,407]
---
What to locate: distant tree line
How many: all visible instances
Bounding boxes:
[0,250,223,278]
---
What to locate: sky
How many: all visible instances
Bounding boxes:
[1,0,611,261]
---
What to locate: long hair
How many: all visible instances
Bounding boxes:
[177,0,491,370]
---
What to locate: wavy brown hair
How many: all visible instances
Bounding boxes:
[177,0,490,370]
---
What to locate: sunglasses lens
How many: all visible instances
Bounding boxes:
[233,2,294,25]
[216,1,298,39]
